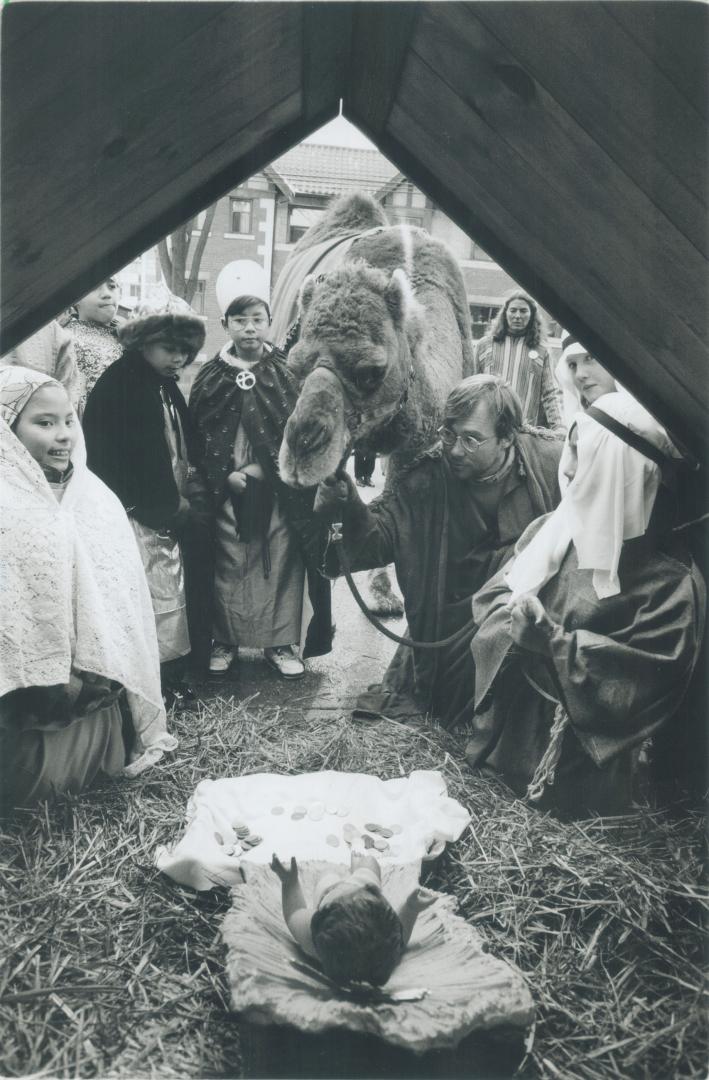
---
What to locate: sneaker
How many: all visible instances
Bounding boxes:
[264,645,306,680]
[209,643,235,674]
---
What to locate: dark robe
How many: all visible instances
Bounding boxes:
[467,516,706,818]
[323,430,562,725]
[188,345,333,660]
[83,349,209,674]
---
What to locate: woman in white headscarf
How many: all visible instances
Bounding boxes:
[466,391,705,818]
[0,366,176,811]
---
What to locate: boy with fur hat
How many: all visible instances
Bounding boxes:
[187,261,332,681]
[271,851,435,987]
[83,296,206,706]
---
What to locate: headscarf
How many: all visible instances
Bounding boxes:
[505,391,676,599]
[0,366,176,771]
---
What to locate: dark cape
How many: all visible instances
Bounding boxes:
[467,515,706,817]
[188,344,332,659]
[323,429,562,726]
[83,349,211,674]
[83,348,197,530]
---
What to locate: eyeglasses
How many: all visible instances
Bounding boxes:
[229,315,269,329]
[438,426,496,454]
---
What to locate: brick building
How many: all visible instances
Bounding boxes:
[117,143,560,359]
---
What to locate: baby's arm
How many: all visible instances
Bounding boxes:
[350,851,382,880]
[397,887,438,946]
[270,854,317,958]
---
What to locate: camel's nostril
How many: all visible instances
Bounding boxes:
[293,418,331,455]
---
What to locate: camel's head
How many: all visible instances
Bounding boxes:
[279,262,424,487]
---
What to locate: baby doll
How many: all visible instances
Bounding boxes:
[271,851,436,987]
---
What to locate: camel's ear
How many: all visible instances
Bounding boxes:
[298,275,317,317]
[384,268,425,348]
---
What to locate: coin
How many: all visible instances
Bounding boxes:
[389,824,403,834]
[377,827,393,838]
[336,806,350,817]
[271,806,285,815]
[242,834,262,848]
[291,811,306,821]
[326,804,338,815]
[214,831,224,846]
[225,846,236,856]
[373,838,389,852]
[293,805,307,815]
[365,822,382,834]
[308,802,325,821]
[326,834,340,847]
[342,823,358,839]
[233,823,250,837]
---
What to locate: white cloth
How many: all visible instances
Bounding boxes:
[155,770,471,890]
[506,391,674,600]
[0,366,177,771]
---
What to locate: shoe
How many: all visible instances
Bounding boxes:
[209,643,235,674]
[264,645,306,679]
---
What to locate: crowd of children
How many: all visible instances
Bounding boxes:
[0,261,332,809]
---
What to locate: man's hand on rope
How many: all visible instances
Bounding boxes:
[507,593,556,655]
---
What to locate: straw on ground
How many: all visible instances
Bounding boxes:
[1,696,706,1078]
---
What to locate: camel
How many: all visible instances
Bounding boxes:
[272,193,475,612]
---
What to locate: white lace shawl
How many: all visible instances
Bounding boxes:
[0,403,176,768]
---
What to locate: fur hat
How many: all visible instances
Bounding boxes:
[216,260,270,316]
[118,294,205,359]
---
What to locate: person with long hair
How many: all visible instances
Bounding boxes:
[474,289,564,432]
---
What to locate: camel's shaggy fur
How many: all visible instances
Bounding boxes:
[278,194,474,490]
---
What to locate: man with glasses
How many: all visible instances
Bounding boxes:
[315,374,563,727]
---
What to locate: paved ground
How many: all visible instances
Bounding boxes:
[202,459,405,719]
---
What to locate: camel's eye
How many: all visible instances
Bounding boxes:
[354,361,386,393]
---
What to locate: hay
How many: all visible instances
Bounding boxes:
[0,695,706,1078]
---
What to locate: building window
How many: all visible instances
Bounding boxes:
[469,242,492,262]
[411,190,427,209]
[128,283,140,298]
[192,280,206,315]
[391,187,409,207]
[470,304,500,340]
[288,206,324,245]
[230,198,252,234]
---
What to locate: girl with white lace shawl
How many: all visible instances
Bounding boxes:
[0,366,176,811]
[466,391,705,818]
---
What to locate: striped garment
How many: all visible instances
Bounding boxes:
[474,334,564,431]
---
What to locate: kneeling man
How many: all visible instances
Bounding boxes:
[315,375,563,727]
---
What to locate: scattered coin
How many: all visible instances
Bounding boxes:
[233,823,250,837]
[342,823,358,838]
[308,802,325,821]
[326,804,338,815]
[271,806,285,815]
[214,831,224,846]
[373,838,389,852]
[325,834,340,847]
[389,824,403,835]
[225,845,236,856]
[336,806,350,817]
[242,834,262,848]
[377,827,393,839]
[291,811,306,821]
[293,805,307,815]
[365,822,383,834]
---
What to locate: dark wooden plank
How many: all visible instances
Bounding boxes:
[601,0,709,118]
[347,2,420,136]
[404,26,706,344]
[2,2,339,350]
[356,104,708,458]
[432,4,707,256]
[303,3,352,125]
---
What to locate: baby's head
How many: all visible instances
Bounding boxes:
[0,369,77,474]
[310,870,404,987]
